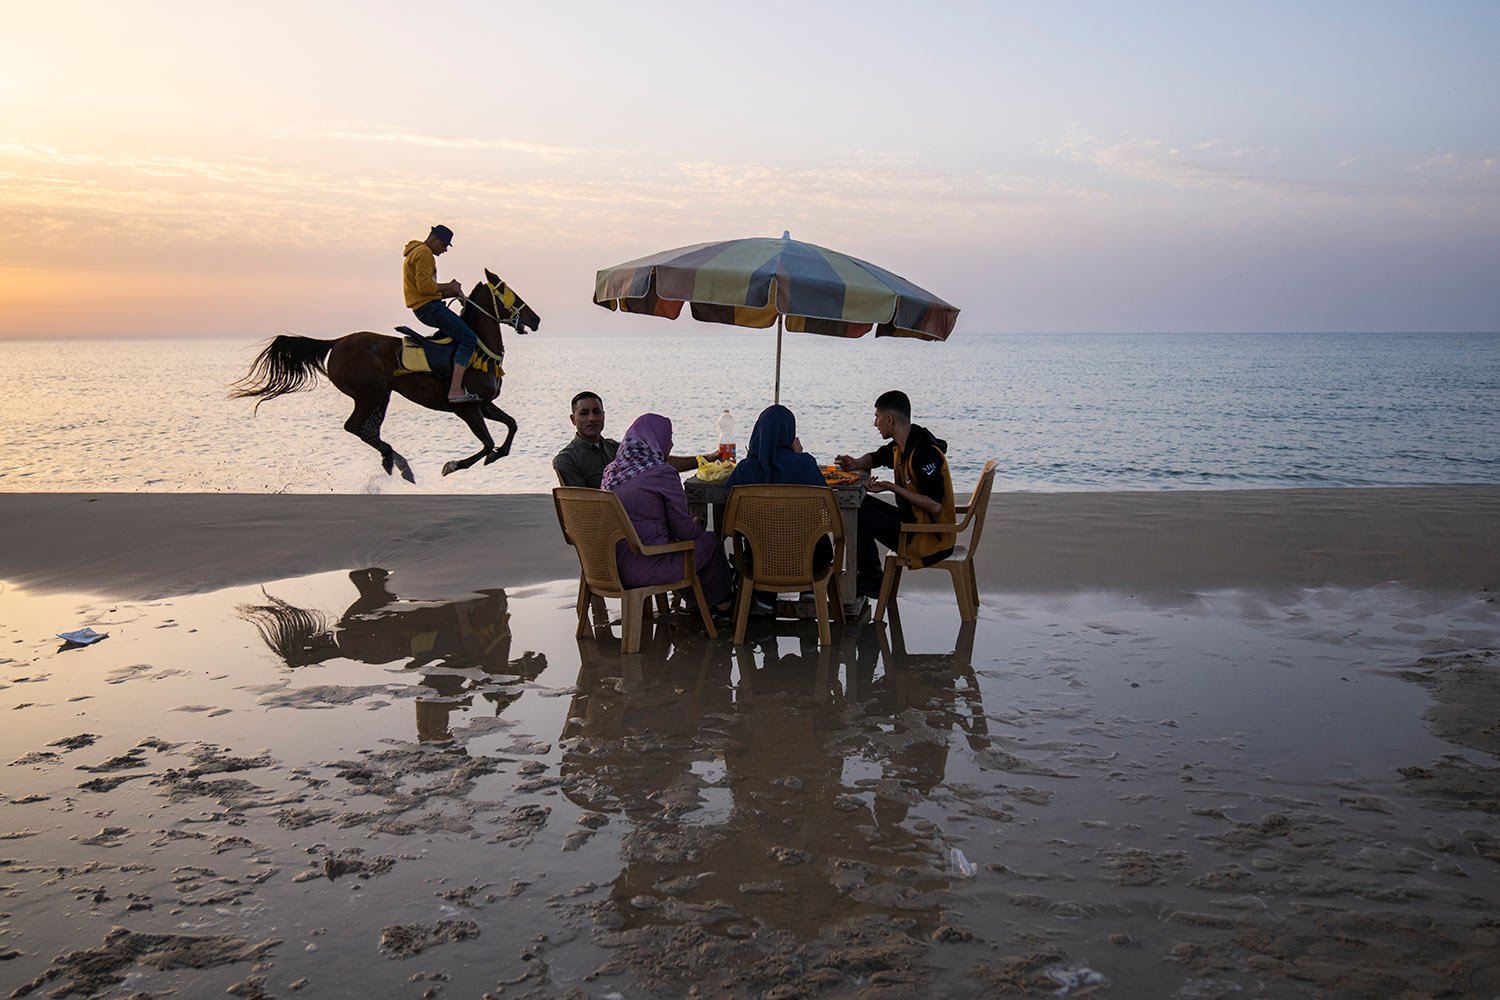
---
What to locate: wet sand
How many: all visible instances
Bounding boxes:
[1,488,1498,998]
[2,486,1497,601]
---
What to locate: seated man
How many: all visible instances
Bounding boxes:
[836,390,955,599]
[553,391,709,489]
[554,391,618,489]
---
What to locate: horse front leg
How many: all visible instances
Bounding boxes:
[480,402,518,461]
[441,404,497,477]
[344,394,415,483]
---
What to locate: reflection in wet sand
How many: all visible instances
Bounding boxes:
[4,571,1499,997]
[558,610,993,986]
[238,568,547,741]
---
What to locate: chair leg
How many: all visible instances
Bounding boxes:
[688,575,718,641]
[873,557,901,623]
[829,574,846,623]
[653,593,671,619]
[732,577,754,645]
[948,564,976,623]
[812,581,831,647]
[620,592,644,654]
[575,579,591,639]
[966,562,980,613]
[589,593,610,629]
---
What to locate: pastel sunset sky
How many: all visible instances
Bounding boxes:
[2,1,1496,338]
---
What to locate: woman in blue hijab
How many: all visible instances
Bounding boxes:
[725,404,824,489]
[725,405,833,611]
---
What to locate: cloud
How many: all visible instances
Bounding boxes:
[1051,129,1329,198]
[1408,151,1500,194]
[1051,127,1500,211]
[314,125,584,159]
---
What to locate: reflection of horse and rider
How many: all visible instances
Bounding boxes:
[560,614,985,940]
[237,568,546,742]
[232,224,541,483]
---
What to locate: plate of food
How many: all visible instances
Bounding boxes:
[821,466,862,486]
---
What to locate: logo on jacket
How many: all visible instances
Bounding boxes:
[921,462,938,476]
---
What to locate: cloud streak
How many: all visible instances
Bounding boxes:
[314,125,585,159]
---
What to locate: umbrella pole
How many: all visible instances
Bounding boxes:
[774,315,783,404]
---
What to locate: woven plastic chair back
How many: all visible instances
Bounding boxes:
[553,487,636,592]
[724,485,841,588]
[963,461,999,551]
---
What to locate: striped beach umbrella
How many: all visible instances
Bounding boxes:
[594,233,959,402]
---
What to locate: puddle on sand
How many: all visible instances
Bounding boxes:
[1,574,1498,998]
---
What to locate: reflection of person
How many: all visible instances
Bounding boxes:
[836,390,955,598]
[724,404,824,488]
[554,392,708,488]
[601,413,733,613]
[402,223,480,405]
[236,571,545,743]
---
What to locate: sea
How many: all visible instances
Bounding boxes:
[1,331,1496,494]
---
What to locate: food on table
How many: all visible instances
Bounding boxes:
[696,457,736,483]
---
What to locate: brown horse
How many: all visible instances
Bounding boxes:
[231,269,540,482]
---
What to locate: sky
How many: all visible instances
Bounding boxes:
[1,0,1497,338]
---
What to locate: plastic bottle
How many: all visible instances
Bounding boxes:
[717,409,736,461]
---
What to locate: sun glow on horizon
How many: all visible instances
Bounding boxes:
[2,2,1497,338]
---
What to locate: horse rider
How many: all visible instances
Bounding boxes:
[403,224,481,404]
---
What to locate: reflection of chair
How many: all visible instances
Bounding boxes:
[874,460,998,624]
[553,487,717,654]
[722,485,845,646]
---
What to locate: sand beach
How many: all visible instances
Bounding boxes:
[1,487,1498,997]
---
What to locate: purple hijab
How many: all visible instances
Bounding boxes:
[601,413,673,492]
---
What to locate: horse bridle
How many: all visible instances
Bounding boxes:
[452,278,522,363]
[458,280,520,327]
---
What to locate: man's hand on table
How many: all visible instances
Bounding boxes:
[834,452,870,473]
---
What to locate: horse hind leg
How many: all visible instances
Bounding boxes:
[480,401,518,461]
[345,394,415,483]
[441,404,496,477]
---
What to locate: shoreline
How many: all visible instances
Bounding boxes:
[1,485,1495,601]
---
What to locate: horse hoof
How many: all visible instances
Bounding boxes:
[483,450,501,466]
[441,460,460,477]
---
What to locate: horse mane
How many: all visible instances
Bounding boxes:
[237,590,335,667]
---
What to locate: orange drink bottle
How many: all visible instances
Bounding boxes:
[717,410,735,461]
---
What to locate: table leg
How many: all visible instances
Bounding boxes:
[840,504,863,617]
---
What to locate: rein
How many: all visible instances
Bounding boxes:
[453,279,521,363]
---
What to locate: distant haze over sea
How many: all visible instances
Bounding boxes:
[2,332,1496,495]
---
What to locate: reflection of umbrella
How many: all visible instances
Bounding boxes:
[594,232,959,403]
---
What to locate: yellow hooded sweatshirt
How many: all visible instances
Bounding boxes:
[403,240,443,309]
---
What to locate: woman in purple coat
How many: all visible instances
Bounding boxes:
[602,413,734,613]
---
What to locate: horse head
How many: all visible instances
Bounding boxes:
[462,268,541,337]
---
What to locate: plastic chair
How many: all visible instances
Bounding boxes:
[722,484,846,646]
[555,471,671,623]
[873,460,998,625]
[553,487,717,653]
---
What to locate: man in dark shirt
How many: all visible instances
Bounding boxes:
[553,392,709,488]
[836,390,955,598]
[553,392,618,488]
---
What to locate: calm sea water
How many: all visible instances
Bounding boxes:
[1,332,1496,494]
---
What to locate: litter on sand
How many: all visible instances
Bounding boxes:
[949,847,978,877]
[57,627,109,646]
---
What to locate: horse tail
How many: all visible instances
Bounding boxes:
[230,335,337,412]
